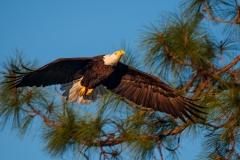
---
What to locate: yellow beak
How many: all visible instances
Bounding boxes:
[115,50,125,57]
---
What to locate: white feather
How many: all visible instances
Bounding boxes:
[103,53,121,66]
[60,77,107,104]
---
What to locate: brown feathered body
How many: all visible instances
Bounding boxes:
[79,56,116,89]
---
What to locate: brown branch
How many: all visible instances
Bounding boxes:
[192,79,210,99]
[235,0,239,8]
[143,115,170,125]
[164,45,193,67]
[214,55,240,76]
[229,69,240,83]
[95,121,189,147]
[234,0,240,23]
[205,122,225,136]
[215,143,224,158]
[202,1,240,24]
[26,101,60,129]
[18,89,59,129]
[228,130,239,159]
[157,33,194,67]
[18,105,35,114]
[161,134,180,151]
[236,152,240,159]
[159,121,189,137]
[97,134,158,147]
[157,140,164,160]
[180,72,197,92]
[78,146,89,160]
[100,146,110,160]
[205,122,224,129]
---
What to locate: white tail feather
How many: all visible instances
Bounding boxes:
[60,77,107,104]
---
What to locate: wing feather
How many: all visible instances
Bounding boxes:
[143,85,152,108]
[7,58,92,88]
[135,87,144,105]
[131,86,141,103]
[158,93,172,116]
[104,62,205,122]
[151,92,158,111]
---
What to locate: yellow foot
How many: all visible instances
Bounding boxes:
[86,88,93,96]
[79,86,87,96]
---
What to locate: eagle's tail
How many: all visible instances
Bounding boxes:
[60,77,107,104]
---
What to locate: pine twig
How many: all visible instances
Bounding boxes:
[157,140,164,160]
[161,134,180,151]
[214,55,240,76]
[202,1,240,24]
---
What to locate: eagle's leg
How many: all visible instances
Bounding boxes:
[86,88,93,96]
[79,86,87,96]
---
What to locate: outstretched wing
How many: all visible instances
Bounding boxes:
[104,62,205,122]
[6,58,92,88]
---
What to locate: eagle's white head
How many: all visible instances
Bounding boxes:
[103,50,125,66]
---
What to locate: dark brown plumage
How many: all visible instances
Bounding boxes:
[6,51,205,122]
[103,62,205,122]
[11,58,92,87]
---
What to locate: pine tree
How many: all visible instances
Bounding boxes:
[0,0,239,159]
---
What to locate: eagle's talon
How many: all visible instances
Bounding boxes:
[86,88,93,96]
[79,86,87,96]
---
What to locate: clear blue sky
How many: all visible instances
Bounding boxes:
[0,1,201,159]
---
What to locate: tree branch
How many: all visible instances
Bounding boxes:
[161,134,180,151]
[94,122,189,147]
[157,140,164,160]
[180,72,197,92]
[97,134,157,147]
[26,101,60,129]
[157,33,194,67]
[159,121,189,137]
[202,1,240,24]
[214,55,240,76]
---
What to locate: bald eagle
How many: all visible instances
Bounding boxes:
[7,50,205,122]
